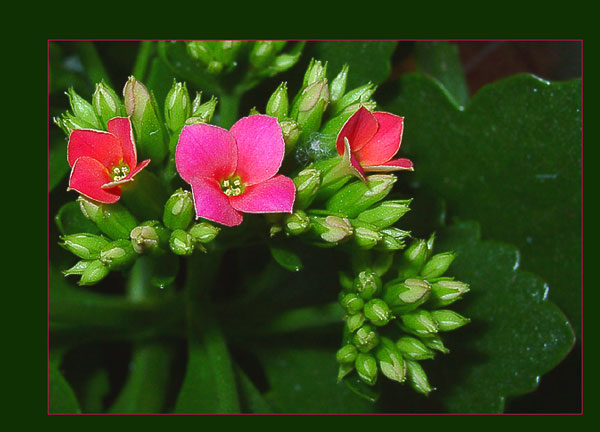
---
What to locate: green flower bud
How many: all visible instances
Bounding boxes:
[396,337,435,360]
[330,64,349,103]
[398,239,429,278]
[250,41,277,69]
[293,168,321,210]
[186,96,218,125]
[123,76,167,163]
[406,360,434,395]
[63,260,92,276]
[79,259,110,286]
[400,310,439,336]
[420,334,449,354]
[346,313,365,333]
[421,252,456,279]
[383,278,431,314]
[429,280,470,307]
[340,293,365,315]
[169,229,195,256]
[309,215,353,245]
[186,41,214,65]
[326,175,397,218]
[355,353,378,385]
[337,363,354,383]
[66,88,101,129]
[353,269,382,300]
[99,239,136,270]
[165,80,191,132]
[163,188,194,231]
[340,100,377,116]
[78,197,137,240]
[376,227,410,251]
[130,221,169,254]
[336,344,358,364]
[188,221,220,244]
[357,200,412,229]
[352,220,382,250]
[332,82,377,116]
[339,271,354,291]
[280,119,301,153]
[364,299,392,326]
[430,310,470,331]
[352,324,380,353]
[60,233,109,260]
[218,40,244,66]
[283,210,310,236]
[296,79,330,116]
[263,51,301,76]
[266,82,288,120]
[303,59,327,87]
[54,112,96,135]
[92,81,125,125]
[376,337,406,383]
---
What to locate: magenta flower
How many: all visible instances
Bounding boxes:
[67,117,150,203]
[336,106,413,180]
[175,115,296,227]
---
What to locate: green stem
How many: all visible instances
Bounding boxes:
[132,41,155,81]
[218,90,241,129]
[74,42,112,87]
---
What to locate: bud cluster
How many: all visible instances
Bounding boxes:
[335,234,470,395]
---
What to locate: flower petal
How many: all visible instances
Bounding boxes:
[229,115,285,186]
[107,117,137,168]
[355,112,404,167]
[336,106,378,156]
[101,159,150,189]
[68,156,121,203]
[190,177,243,227]
[230,175,295,214]
[67,129,123,169]
[176,124,237,183]
[364,158,414,172]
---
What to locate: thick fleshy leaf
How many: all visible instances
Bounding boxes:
[336,106,378,155]
[176,123,237,183]
[230,115,285,186]
[107,117,137,168]
[101,159,150,189]
[384,73,582,332]
[68,156,121,203]
[190,177,243,227]
[229,175,295,214]
[355,112,404,166]
[67,128,122,168]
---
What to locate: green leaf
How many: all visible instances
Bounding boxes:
[309,41,397,89]
[257,348,377,413]
[415,41,469,107]
[401,221,574,413]
[55,201,100,236]
[49,361,81,413]
[385,73,581,332]
[235,367,273,413]
[270,245,303,272]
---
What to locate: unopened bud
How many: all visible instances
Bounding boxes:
[398,239,429,278]
[188,221,220,244]
[163,188,194,231]
[376,227,410,251]
[79,259,110,286]
[250,41,277,69]
[364,299,392,326]
[336,344,358,364]
[284,210,310,236]
[337,363,354,383]
[266,82,288,120]
[280,119,301,153]
[54,112,96,135]
[352,324,380,353]
[355,353,378,385]
[60,233,109,260]
[421,252,456,279]
[406,360,434,395]
[130,221,168,254]
[78,197,137,240]
[330,64,349,103]
[353,270,382,300]
[420,334,449,354]
[357,200,412,229]
[352,221,382,250]
[186,41,214,65]
[169,229,195,256]
[66,88,101,129]
[303,59,327,87]
[346,313,365,333]
[165,80,191,132]
[396,337,435,360]
[430,309,470,331]
[186,96,218,125]
[63,260,91,276]
[383,278,431,313]
[92,81,125,125]
[326,175,397,218]
[99,239,136,270]
[309,215,353,244]
[332,83,377,116]
[293,169,321,210]
[340,293,364,315]
[400,310,438,336]
[429,280,470,307]
[375,337,406,383]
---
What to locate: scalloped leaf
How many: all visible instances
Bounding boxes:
[384,73,581,333]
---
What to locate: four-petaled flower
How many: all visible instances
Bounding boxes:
[67,117,150,203]
[175,115,296,227]
[337,106,413,180]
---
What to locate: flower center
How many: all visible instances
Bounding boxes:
[111,163,130,181]
[220,176,245,197]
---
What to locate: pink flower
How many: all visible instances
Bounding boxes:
[336,106,413,180]
[67,117,150,203]
[175,115,296,227]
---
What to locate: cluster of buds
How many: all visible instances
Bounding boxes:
[335,235,470,394]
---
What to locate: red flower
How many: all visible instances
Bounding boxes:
[336,106,413,180]
[67,117,150,203]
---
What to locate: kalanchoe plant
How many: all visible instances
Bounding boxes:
[49,41,579,414]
